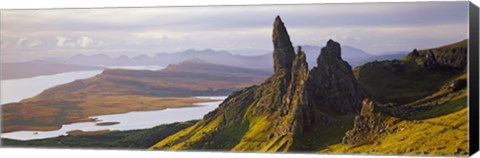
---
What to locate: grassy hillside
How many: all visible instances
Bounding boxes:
[354,40,467,104]
[435,39,468,49]
[354,60,461,104]
[405,73,468,120]
[289,115,356,151]
[2,121,197,149]
[321,70,468,156]
[321,104,468,156]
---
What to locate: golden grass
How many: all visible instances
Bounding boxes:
[321,107,469,156]
[150,117,223,150]
[233,114,276,152]
[79,95,214,116]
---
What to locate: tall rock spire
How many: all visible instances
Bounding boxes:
[272,16,296,74]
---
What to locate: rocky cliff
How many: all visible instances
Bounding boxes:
[151,16,364,152]
[309,40,365,115]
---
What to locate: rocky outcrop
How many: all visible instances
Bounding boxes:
[308,40,366,115]
[342,99,392,145]
[407,40,467,70]
[152,16,365,152]
[280,46,312,137]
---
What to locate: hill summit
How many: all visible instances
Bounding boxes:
[151,16,365,151]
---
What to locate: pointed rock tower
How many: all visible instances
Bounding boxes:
[272,16,296,74]
[308,39,365,115]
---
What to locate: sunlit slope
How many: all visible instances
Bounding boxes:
[322,100,468,155]
[322,71,468,156]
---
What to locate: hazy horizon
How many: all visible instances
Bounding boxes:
[0,2,469,62]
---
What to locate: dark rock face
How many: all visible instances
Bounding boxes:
[272,16,296,74]
[309,39,366,115]
[281,46,313,136]
[342,99,392,145]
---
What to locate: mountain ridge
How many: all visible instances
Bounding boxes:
[64,45,405,71]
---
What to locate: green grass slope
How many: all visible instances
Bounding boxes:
[321,68,468,155]
[354,39,467,104]
[321,102,468,156]
[149,74,288,151]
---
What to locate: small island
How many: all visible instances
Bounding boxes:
[95,122,120,126]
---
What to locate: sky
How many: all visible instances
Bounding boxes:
[0,1,470,62]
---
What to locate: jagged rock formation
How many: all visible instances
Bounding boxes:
[151,16,364,152]
[309,40,365,115]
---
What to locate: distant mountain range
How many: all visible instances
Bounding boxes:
[1,45,406,80]
[65,49,273,71]
[65,47,407,70]
[301,45,407,67]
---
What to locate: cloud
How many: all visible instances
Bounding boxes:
[27,40,42,47]
[56,36,98,47]
[15,37,29,47]
[15,37,43,48]
[56,36,76,47]
[76,36,95,47]
[1,2,468,33]
[0,1,470,61]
